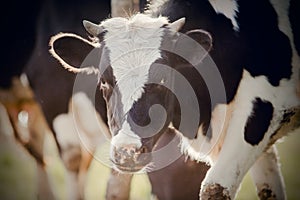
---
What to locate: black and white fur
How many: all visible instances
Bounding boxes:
[49,0,300,199]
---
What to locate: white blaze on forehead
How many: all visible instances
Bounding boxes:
[101,14,168,113]
[111,121,142,148]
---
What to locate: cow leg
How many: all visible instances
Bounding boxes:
[1,77,56,199]
[250,145,286,200]
[36,164,56,200]
[55,92,111,200]
[61,144,82,200]
[71,92,135,200]
[200,147,255,199]
[78,147,94,199]
[200,140,266,200]
[106,169,133,200]
[54,114,83,200]
[65,170,81,200]
[199,98,275,199]
[0,103,53,199]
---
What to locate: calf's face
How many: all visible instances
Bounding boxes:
[101,77,175,172]
[96,15,181,172]
[49,14,212,173]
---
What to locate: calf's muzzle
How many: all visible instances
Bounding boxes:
[112,144,151,172]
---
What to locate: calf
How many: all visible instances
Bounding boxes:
[25,1,207,199]
[50,0,299,199]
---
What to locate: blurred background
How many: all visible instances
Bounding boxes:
[0,130,299,199]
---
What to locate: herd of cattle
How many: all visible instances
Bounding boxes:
[1,0,299,199]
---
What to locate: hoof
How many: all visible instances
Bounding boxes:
[258,185,277,200]
[201,183,231,200]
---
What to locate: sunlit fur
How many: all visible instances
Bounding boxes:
[209,0,239,31]
[101,14,168,114]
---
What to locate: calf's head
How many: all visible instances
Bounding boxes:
[49,14,212,173]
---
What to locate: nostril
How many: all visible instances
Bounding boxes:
[113,151,121,163]
[140,146,148,154]
[130,149,135,155]
[111,145,152,172]
[113,146,139,162]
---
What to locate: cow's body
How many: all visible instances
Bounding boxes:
[50,0,300,199]
[153,0,300,199]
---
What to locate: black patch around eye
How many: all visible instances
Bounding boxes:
[244,98,274,145]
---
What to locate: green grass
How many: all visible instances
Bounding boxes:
[0,140,36,200]
[0,130,299,199]
[236,130,300,200]
[85,155,152,200]
[277,132,300,199]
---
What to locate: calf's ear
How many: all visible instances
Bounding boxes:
[49,33,100,75]
[186,29,213,53]
[173,29,213,67]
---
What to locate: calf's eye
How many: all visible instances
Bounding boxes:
[100,79,109,90]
